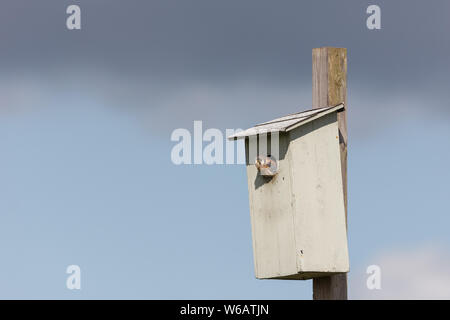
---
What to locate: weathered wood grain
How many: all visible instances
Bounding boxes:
[312,47,348,300]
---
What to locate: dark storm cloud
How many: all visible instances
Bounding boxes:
[1,0,450,86]
[1,0,449,136]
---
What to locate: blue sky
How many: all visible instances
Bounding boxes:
[1,95,450,299]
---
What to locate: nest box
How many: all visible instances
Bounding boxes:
[228,104,349,280]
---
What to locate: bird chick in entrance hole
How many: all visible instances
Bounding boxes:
[255,155,278,176]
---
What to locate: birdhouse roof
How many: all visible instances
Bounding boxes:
[227,103,344,140]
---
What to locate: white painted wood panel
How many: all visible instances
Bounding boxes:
[246,135,298,279]
[288,112,349,275]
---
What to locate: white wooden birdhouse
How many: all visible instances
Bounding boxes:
[228,104,349,280]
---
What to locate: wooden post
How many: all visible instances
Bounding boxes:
[312,47,348,300]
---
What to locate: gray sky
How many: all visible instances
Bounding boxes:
[2,0,450,134]
[2,1,450,82]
